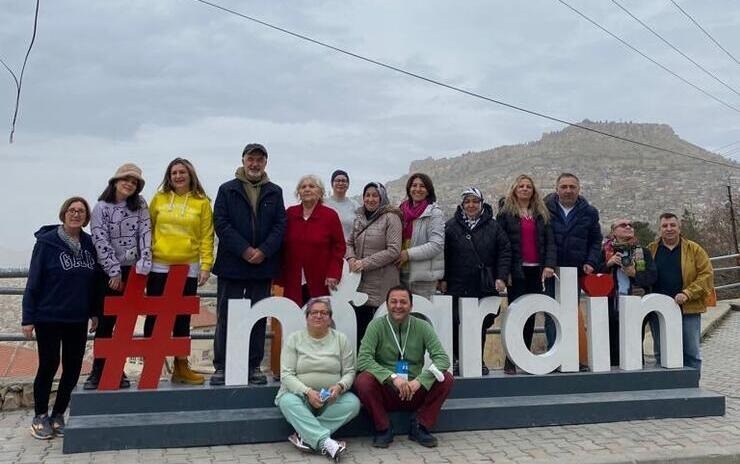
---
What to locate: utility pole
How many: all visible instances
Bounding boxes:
[727,176,740,264]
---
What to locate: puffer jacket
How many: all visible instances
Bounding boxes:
[346,206,403,307]
[444,204,511,297]
[647,237,714,314]
[545,193,603,271]
[496,210,557,280]
[404,203,445,282]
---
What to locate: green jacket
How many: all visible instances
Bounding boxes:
[357,314,450,390]
[647,237,714,314]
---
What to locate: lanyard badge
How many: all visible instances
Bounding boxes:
[386,315,411,380]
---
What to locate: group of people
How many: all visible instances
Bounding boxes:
[20,142,714,460]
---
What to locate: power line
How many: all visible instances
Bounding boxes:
[715,140,740,152]
[0,0,40,143]
[669,0,740,66]
[188,0,740,170]
[555,0,740,114]
[611,0,740,98]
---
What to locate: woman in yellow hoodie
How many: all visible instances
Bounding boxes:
[144,157,214,384]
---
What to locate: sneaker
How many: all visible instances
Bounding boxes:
[210,369,225,386]
[372,426,394,448]
[288,432,313,452]
[321,437,346,461]
[50,413,65,437]
[248,369,267,385]
[408,418,438,448]
[30,414,54,440]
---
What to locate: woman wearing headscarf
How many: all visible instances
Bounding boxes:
[85,163,152,390]
[323,169,359,241]
[346,182,402,342]
[496,174,556,374]
[144,157,214,385]
[280,175,346,306]
[22,197,98,439]
[395,173,445,299]
[440,188,510,375]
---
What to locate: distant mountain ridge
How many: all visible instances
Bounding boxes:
[385,120,737,229]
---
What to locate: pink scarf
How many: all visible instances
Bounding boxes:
[400,199,429,240]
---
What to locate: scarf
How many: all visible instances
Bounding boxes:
[400,199,428,240]
[57,225,82,257]
[236,166,270,211]
[362,181,390,222]
[459,187,484,230]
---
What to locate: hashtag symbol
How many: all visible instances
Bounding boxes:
[94,265,200,390]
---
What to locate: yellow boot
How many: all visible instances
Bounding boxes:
[172,357,204,385]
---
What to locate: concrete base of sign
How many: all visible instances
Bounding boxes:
[63,368,725,454]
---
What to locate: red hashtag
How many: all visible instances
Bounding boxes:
[94,265,200,390]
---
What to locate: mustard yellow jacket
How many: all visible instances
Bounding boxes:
[150,191,215,271]
[647,237,714,314]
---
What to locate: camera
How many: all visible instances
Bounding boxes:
[612,242,635,267]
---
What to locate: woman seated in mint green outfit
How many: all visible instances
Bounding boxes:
[275,297,360,462]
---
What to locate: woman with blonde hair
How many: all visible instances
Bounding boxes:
[280,174,345,306]
[496,174,556,374]
[144,157,214,385]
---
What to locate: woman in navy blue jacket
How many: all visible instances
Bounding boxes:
[22,197,99,440]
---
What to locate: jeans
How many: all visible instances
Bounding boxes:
[650,312,702,372]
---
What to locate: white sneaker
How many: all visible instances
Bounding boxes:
[288,432,313,452]
[321,437,346,461]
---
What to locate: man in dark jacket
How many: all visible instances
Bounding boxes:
[600,218,656,366]
[210,144,286,385]
[544,173,603,348]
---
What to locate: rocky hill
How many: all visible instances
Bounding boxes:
[385,120,738,230]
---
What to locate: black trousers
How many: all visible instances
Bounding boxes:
[451,297,497,364]
[90,266,131,376]
[505,266,551,369]
[213,277,272,372]
[33,321,88,416]
[143,272,198,339]
[353,304,378,347]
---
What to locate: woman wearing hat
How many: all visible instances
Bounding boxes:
[346,182,402,343]
[497,175,556,374]
[440,187,510,375]
[144,157,214,385]
[84,163,152,389]
[324,169,359,241]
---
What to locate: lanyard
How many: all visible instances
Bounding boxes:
[386,315,411,359]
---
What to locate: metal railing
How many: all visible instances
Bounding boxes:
[1,254,738,342]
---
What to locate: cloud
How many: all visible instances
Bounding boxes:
[1,0,739,264]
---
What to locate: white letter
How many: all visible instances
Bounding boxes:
[459,296,502,377]
[619,293,683,370]
[501,267,579,375]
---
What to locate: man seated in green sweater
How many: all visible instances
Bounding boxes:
[355,285,454,448]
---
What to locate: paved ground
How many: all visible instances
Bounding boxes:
[1,305,738,464]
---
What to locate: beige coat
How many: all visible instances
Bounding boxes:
[346,206,403,307]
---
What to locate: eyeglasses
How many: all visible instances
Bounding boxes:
[66,208,87,216]
[308,310,331,318]
[615,223,633,229]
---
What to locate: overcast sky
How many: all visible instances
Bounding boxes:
[1,0,738,265]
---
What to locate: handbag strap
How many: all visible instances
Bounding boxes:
[464,232,485,268]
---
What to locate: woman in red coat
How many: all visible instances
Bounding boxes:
[280,174,346,306]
